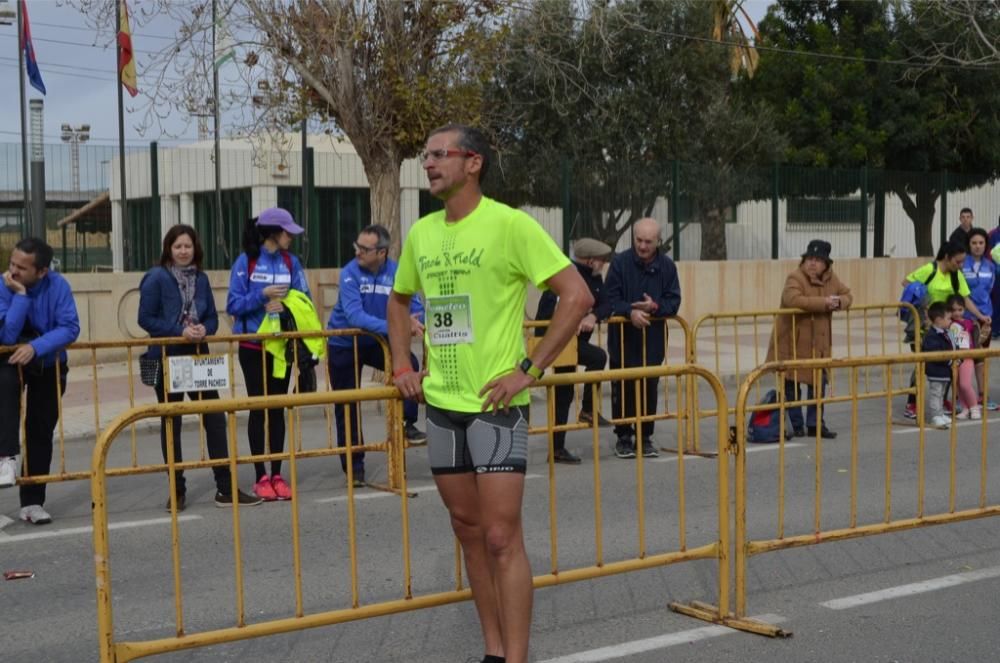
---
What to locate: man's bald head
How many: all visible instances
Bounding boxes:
[633,218,661,262]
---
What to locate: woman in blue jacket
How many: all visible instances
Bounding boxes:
[962,228,995,319]
[138,224,261,510]
[226,208,311,502]
[962,228,997,409]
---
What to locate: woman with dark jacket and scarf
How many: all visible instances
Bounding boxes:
[766,239,853,439]
[138,224,261,511]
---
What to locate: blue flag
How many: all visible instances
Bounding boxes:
[20,0,46,95]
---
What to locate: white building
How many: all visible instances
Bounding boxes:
[108,134,999,270]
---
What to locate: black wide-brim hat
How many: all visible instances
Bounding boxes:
[802,239,833,263]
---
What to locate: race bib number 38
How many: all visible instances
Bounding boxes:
[427,294,474,346]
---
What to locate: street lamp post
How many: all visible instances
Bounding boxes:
[61,123,91,199]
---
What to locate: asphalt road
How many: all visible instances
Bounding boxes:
[3,381,1000,663]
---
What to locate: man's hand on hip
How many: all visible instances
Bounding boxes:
[480,370,534,414]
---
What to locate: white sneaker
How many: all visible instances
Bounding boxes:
[956,409,970,420]
[931,415,951,428]
[19,505,52,525]
[971,406,983,420]
[0,456,17,488]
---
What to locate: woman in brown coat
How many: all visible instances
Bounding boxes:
[766,239,853,438]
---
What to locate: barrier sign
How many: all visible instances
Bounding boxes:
[167,354,230,393]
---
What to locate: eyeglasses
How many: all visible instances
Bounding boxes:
[420,148,478,162]
[353,241,381,254]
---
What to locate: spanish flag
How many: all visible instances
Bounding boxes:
[118,0,138,97]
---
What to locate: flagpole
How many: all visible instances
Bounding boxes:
[17,0,31,237]
[212,0,227,263]
[116,0,130,271]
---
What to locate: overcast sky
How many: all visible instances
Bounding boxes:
[0,0,773,153]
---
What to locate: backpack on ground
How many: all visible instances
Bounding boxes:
[747,389,783,444]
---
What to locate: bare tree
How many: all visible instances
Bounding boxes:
[910,0,1000,67]
[69,0,507,257]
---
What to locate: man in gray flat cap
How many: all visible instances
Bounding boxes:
[534,237,613,463]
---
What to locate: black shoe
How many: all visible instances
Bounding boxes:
[165,494,186,512]
[404,422,427,445]
[641,438,659,458]
[614,435,636,458]
[792,427,806,438]
[807,425,838,439]
[551,448,582,464]
[215,489,263,507]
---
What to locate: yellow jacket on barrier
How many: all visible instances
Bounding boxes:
[256,289,325,378]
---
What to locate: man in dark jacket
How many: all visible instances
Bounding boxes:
[0,238,80,524]
[606,218,681,459]
[534,237,613,463]
[948,207,975,252]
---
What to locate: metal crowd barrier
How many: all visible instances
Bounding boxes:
[524,315,693,454]
[687,302,921,454]
[91,364,744,661]
[5,329,406,491]
[732,348,998,635]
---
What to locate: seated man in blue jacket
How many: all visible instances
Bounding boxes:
[606,218,681,459]
[0,238,81,524]
[327,225,426,486]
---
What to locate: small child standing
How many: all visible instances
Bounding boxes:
[946,294,981,420]
[922,302,955,428]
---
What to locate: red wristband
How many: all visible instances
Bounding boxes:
[393,366,413,379]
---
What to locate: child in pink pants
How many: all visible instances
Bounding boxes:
[947,295,981,419]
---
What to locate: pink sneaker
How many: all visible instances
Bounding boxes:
[271,474,292,500]
[253,475,277,501]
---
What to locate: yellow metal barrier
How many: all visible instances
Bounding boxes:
[525,316,694,454]
[3,329,405,489]
[732,348,997,635]
[687,302,920,454]
[91,364,740,661]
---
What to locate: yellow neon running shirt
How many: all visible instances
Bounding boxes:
[394,196,570,412]
[906,262,970,304]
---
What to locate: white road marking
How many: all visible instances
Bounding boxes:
[0,514,202,543]
[314,473,544,504]
[536,613,786,663]
[820,566,1000,610]
[895,416,1000,435]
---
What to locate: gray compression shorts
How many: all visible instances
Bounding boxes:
[425,403,529,475]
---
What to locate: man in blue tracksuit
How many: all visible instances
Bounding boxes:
[605,218,682,460]
[327,224,426,485]
[0,238,80,524]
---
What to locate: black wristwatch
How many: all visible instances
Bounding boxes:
[519,357,544,380]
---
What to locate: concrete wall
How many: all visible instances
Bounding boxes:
[62,256,925,365]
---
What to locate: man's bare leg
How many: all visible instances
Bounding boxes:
[476,472,531,663]
[435,472,505,659]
